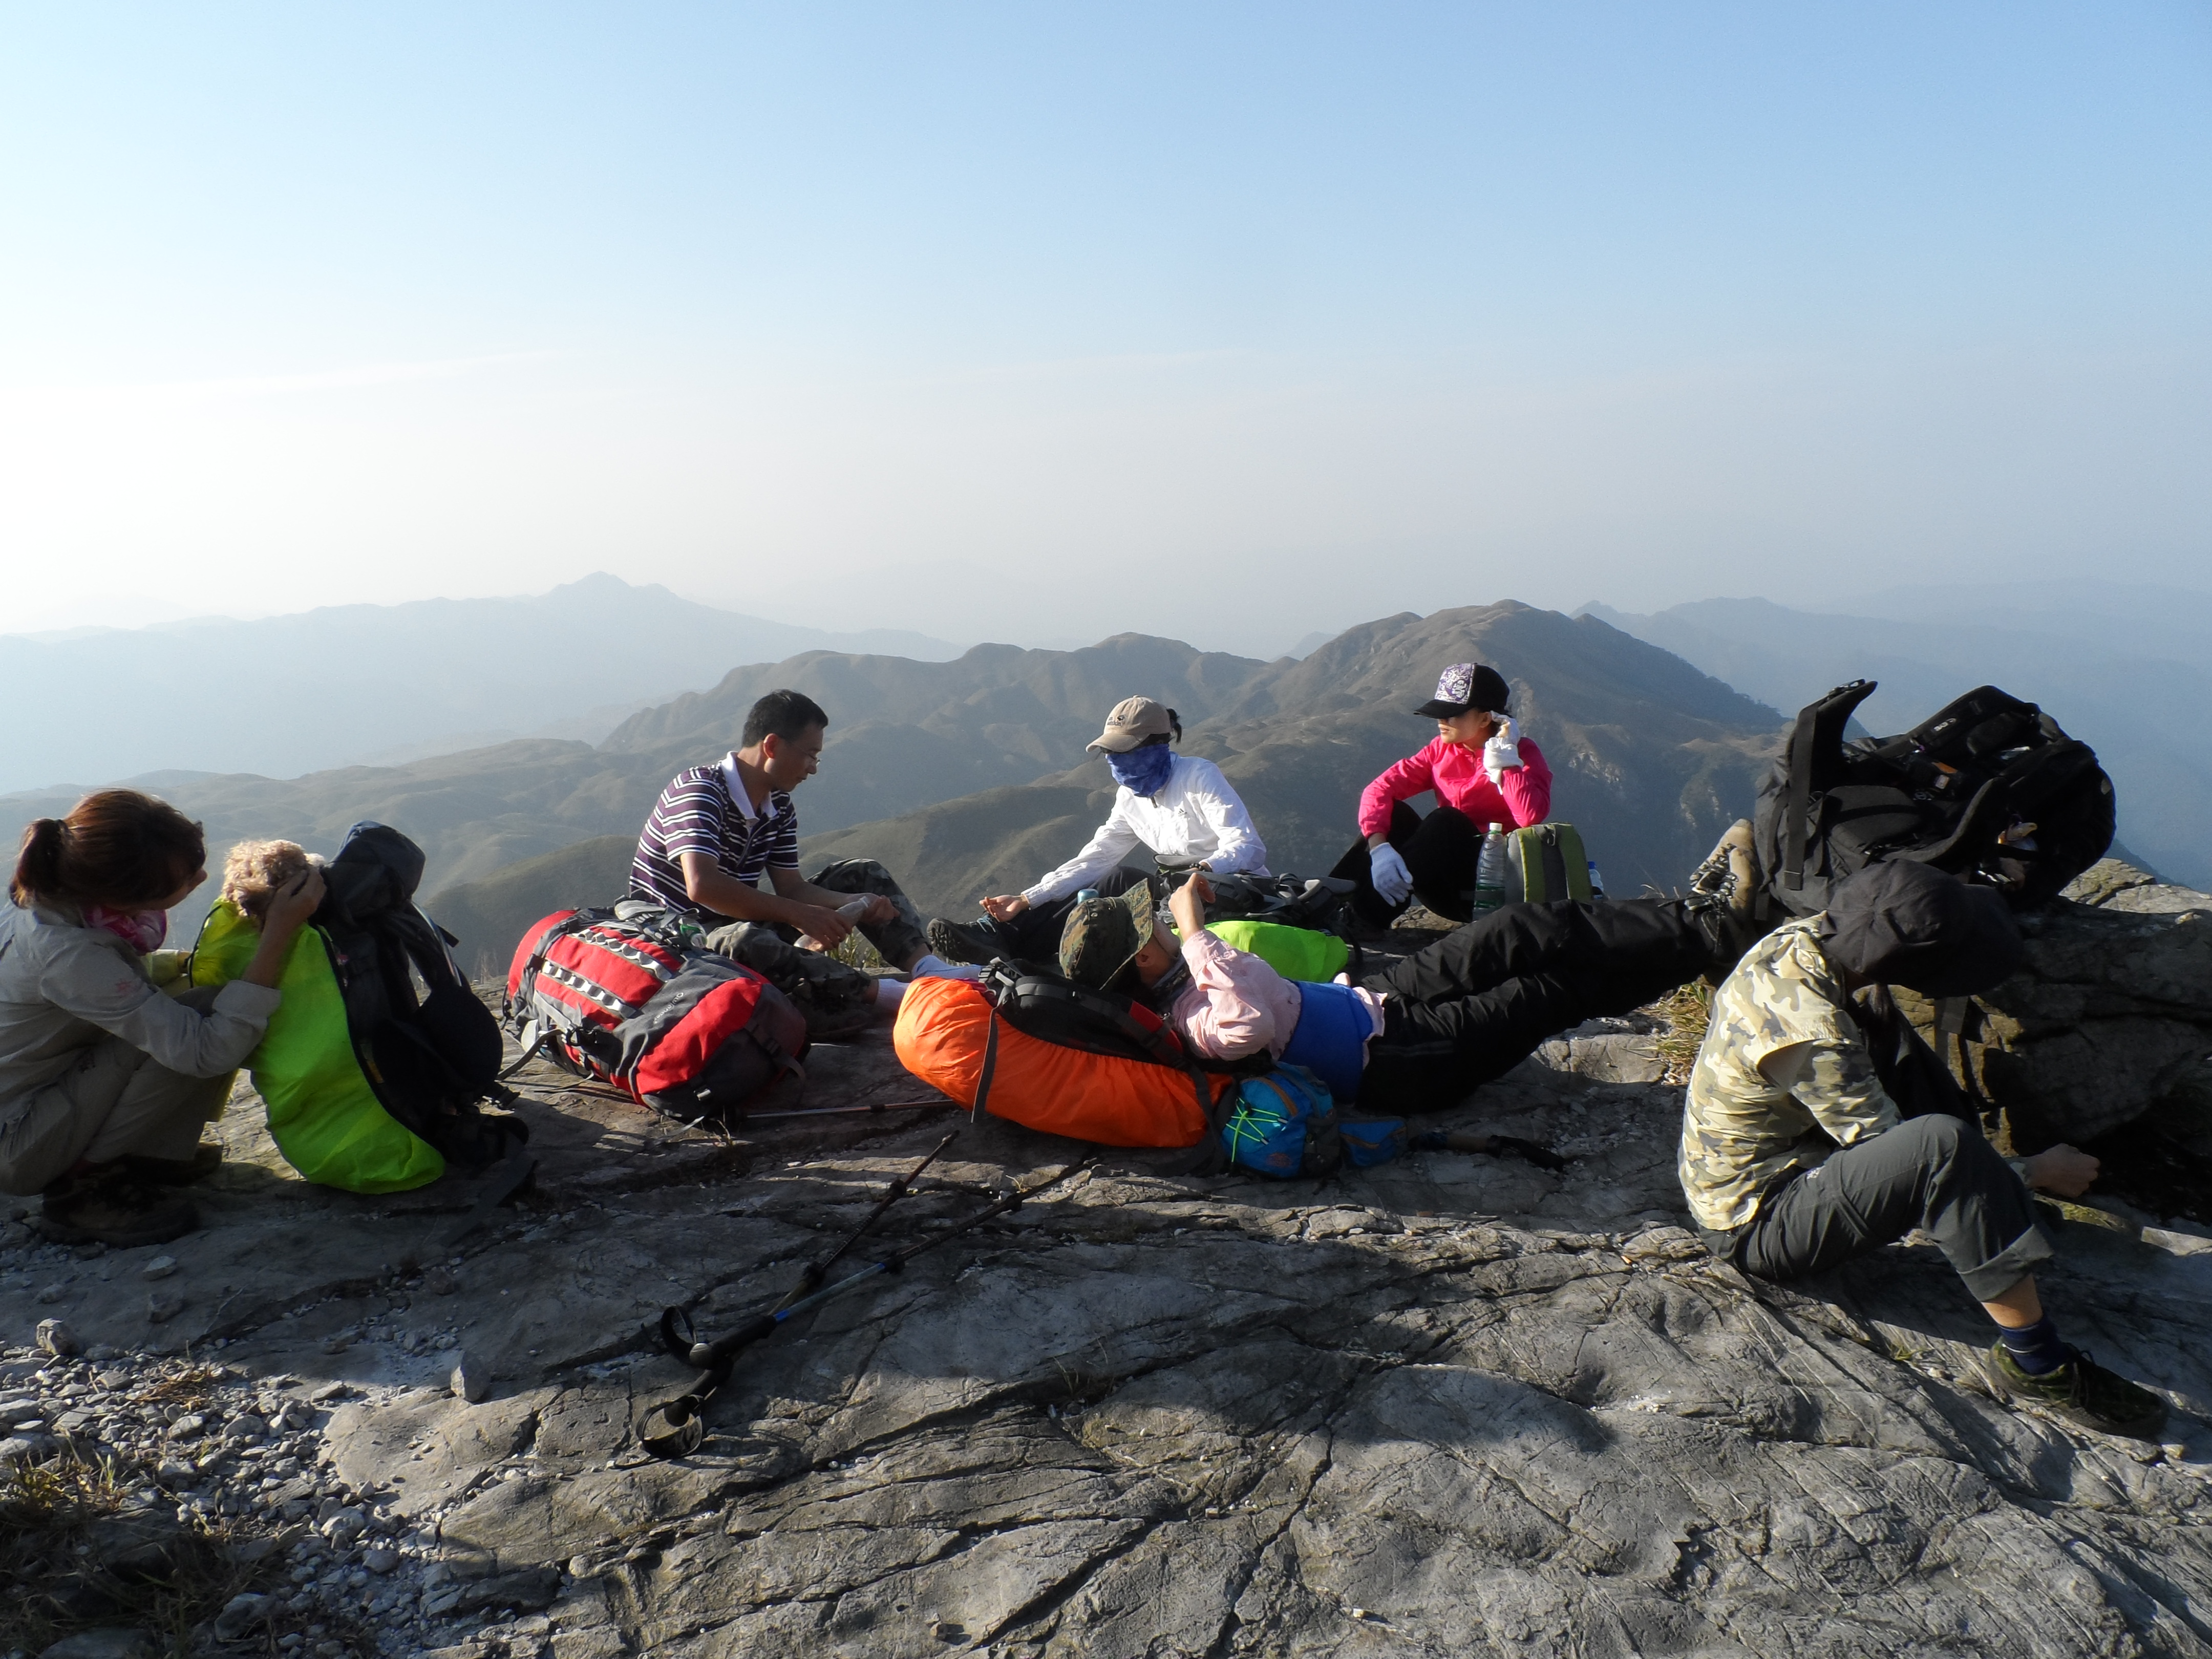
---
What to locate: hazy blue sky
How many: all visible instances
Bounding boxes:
[4,4,2207,653]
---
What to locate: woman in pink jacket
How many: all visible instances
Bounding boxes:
[1328,661,1552,928]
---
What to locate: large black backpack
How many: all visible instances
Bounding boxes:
[317,822,525,1173]
[1753,682,2114,920]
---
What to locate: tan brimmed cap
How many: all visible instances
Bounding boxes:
[1086,696,1175,754]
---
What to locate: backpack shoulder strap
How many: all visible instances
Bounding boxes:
[970,1010,1002,1123]
[1783,680,1879,891]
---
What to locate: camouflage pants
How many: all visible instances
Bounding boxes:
[696,860,929,1037]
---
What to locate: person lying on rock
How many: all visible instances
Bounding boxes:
[928,696,1269,967]
[1,790,324,1247]
[628,688,973,1036]
[1062,869,1736,1115]
[1679,859,2168,1440]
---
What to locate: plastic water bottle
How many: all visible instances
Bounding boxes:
[1473,822,1508,913]
[1587,861,1606,899]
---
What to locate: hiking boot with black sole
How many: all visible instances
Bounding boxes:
[926,916,1008,967]
[1684,818,1759,979]
[1981,1341,2170,1441]
[35,1168,199,1249]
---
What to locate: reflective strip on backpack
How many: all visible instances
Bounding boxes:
[573,925,687,979]
[536,959,646,1022]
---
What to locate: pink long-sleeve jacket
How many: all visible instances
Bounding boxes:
[1162,931,1385,1065]
[1357,736,1552,839]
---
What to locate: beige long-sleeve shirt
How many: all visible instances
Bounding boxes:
[0,900,281,1108]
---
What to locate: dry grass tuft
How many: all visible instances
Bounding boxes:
[0,1451,243,1655]
[1646,980,1713,1084]
[830,929,889,974]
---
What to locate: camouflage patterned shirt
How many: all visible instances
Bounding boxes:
[1679,916,1899,1233]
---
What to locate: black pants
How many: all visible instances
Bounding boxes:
[1330,801,1484,927]
[980,866,1154,964]
[1718,1116,2053,1303]
[1352,899,1711,1113]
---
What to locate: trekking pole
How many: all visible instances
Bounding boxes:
[686,1155,1091,1369]
[731,1098,955,1124]
[771,1131,960,1312]
[639,1156,1090,1457]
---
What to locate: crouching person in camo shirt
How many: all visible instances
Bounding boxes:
[1680,859,2169,1440]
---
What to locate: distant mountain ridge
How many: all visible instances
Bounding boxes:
[0,573,961,795]
[1584,590,2212,889]
[429,603,1788,971]
[0,629,1286,947]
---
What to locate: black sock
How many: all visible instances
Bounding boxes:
[1999,1315,2070,1374]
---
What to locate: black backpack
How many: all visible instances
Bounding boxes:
[317,822,526,1173]
[1753,682,2114,920]
[1174,869,1357,935]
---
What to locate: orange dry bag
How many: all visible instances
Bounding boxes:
[894,976,1229,1148]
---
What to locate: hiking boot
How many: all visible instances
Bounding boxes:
[35,1166,199,1249]
[926,917,1008,967]
[119,1141,223,1186]
[1981,1340,2170,1441]
[1684,819,1758,975]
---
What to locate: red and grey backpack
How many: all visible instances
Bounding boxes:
[503,908,809,1124]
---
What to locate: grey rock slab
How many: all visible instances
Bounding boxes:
[325,1388,546,1517]
[440,1463,743,1573]
[1926,898,2212,1143]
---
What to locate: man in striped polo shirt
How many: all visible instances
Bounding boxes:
[631,689,954,1032]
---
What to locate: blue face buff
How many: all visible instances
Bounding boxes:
[1107,742,1177,798]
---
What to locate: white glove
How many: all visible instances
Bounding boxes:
[1482,717,1522,783]
[1369,842,1414,905]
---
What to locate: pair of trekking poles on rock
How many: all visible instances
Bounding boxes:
[635,1123,1561,1458]
[640,1133,1088,1458]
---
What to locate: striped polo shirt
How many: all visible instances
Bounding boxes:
[629,754,800,918]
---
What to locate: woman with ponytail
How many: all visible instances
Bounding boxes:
[925,695,1268,966]
[1,790,322,1245]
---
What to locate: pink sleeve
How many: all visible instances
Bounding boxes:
[1357,742,1438,839]
[1500,739,1551,826]
[1174,932,1283,1062]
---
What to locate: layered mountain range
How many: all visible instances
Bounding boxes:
[3,601,1784,972]
[1587,583,2212,889]
[0,572,958,794]
[423,603,1784,973]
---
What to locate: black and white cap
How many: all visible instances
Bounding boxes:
[1415,662,1511,719]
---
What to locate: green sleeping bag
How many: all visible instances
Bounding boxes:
[192,901,445,1193]
[1203,919,1351,982]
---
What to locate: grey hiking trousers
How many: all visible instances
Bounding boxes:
[1706,1114,2055,1304]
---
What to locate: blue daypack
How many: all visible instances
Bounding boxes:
[1218,1065,1408,1179]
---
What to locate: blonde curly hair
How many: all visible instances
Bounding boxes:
[220,839,316,922]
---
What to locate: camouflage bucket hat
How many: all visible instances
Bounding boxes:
[1058,880,1160,991]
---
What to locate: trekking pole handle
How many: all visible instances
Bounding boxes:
[688,1309,788,1369]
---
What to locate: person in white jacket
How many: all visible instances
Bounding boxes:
[926,696,1268,964]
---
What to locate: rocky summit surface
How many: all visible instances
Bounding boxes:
[7,913,2212,1658]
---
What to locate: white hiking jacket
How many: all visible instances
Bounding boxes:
[1023,754,1269,907]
